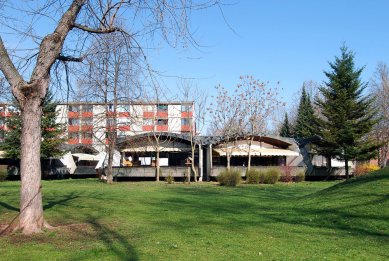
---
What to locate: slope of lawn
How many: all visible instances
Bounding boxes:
[0,170,388,260]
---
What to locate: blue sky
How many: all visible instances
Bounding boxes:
[149,0,389,106]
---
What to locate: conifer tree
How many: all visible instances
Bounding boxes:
[1,90,64,159]
[294,85,316,139]
[315,46,379,179]
[279,112,293,137]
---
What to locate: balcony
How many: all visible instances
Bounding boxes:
[119,126,131,131]
[156,125,168,132]
[181,125,191,132]
[156,111,168,118]
[142,125,154,131]
[81,125,93,132]
[118,112,130,117]
[68,112,79,118]
[181,111,193,118]
[81,111,93,118]
[143,111,154,118]
[68,139,79,145]
[68,125,80,132]
[81,138,93,145]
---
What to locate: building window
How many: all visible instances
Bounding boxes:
[82,104,93,112]
[156,119,168,125]
[82,132,93,139]
[69,118,80,125]
[0,106,5,112]
[81,118,93,126]
[143,105,155,112]
[69,105,80,112]
[117,105,129,112]
[107,118,115,126]
[157,104,168,112]
[181,118,191,126]
[181,105,191,113]
[69,132,79,139]
[143,118,153,125]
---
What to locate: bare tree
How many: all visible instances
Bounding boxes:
[208,84,244,170]
[75,33,141,183]
[238,76,283,171]
[371,62,389,168]
[179,80,207,182]
[0,0,220,234]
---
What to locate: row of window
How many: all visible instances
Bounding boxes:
[68,104,192,113]
[68,118,192,126]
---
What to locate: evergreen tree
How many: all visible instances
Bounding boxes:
[315,46,379,179]
[1,90,64,159]
[294,85,316,139]
[279,112,293,137]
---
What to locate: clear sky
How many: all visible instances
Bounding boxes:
[148,0,389,108]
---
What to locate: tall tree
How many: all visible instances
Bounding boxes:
[315,46,378,179]
[0,0,219,234]
[294,85,316,139]
[279,112,293,137]
[371,62,389,168]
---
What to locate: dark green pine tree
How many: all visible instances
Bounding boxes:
[279,112,293,137]
[1,90,65,159]
[315,46,379,179]
[294,85,316,139]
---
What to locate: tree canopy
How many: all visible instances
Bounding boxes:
[1,91,64,159]
[294,85,316,139]
[315,46,379,178]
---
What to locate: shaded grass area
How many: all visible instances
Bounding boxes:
[0,169,388,260]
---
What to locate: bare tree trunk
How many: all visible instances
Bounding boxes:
[106,142,114,184]
[156,149,160,182]
[247,137,253,172]
[345,158,349,179]
[191,144,197,182]
[18,97,45,234]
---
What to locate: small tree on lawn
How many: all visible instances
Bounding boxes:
[315,45,379,179]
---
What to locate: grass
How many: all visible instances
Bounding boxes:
[0,169,388,260]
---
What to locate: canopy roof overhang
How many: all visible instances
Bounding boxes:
[213,147,299,157]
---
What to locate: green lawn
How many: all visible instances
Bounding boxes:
[0,170,388,261]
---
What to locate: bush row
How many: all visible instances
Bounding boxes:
[246,168,305,184]
[217,168,306,187]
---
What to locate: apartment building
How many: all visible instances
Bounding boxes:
[55,101,195,151]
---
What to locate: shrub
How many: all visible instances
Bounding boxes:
[165,174,175,184]
[264,168,280,184]
[217,169,242,187]
[0,165,7,182]
[295,171,305,182]
[246,169,262,184]
[280,165,293,183]
[354,163,380,177]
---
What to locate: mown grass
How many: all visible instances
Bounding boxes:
[0,169,388,260]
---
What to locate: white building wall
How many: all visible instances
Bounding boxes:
[92,105,106,152]
[55,105,68,125]
[168,104,181,133]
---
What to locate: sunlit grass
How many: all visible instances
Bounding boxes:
[0,170,388,260]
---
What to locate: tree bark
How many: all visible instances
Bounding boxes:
[18,96,45,234]
[247,137,253,172]
[345,158,349,180]
[156,149,160,182]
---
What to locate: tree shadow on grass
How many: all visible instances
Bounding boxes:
[149,185,389,242]
[82,214,139,260]
[0,201,19,212]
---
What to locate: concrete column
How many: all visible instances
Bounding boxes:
[205,143,213,181]
[199,144,203,181]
